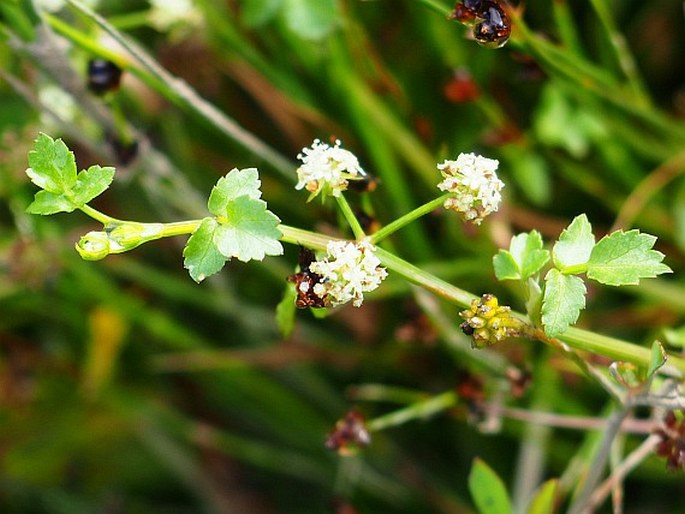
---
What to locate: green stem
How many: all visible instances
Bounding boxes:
[370,195,448,244]
[79,204,116,225]
[279,225,339,252]
[281,224,684,376]
[367,391,456,432]
[158,220,202,237]
[335,195,366,240]
[557,328,685,376]
[44,13,129,69]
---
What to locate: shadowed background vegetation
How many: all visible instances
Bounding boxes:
[2,0,685,512]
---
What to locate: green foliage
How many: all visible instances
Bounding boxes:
[552,214,594,270]
[25,133,115,214]
[587,230,671,286]
[493,231,550,281]
[526,480,559,514]
[240,0,339,39]
[541,268,586,337]
[496,215,671,336]
[183,167,283,282]
[468,458,512,514]
[5,1,685,513]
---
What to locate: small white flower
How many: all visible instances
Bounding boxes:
[308,239,387,307]
[296,139,366,200]
[437,152,504,224]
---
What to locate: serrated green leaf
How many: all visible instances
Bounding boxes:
[208,168,262,216]
[26,190,76,215]
[183,217,229,283]
[553,214,594,270]
[72,165,115,206]
[542,269,586,337]
[241,0,283,26]
[468,458,512,514]
[647,340,667,378]
[214,196,283,262]
[495,231,549,281]
[493,250,520,281]
[587,230,672,286]
[282,0,338,40]
[276,282,298,338]
[526,479,558,514]
[26,133,77,193]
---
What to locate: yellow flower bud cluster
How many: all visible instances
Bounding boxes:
[459,294,523,348]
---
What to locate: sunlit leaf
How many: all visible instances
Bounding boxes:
[587,230,672,286]
[542,269,586,337]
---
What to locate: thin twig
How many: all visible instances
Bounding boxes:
[567,406,632,514]
[586,434,662,513]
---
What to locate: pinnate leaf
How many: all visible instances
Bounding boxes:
[493,231,549,281]
[587,230,671,286]
[183,218,229,283]
[542,269,586,337]
[26,133,77,193]
[553,214,594,270]
[468,458,512,514]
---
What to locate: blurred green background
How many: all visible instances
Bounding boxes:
[2,0,685,512]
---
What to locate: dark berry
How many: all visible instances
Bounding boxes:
[473,2,511,49]
[450,0,484,25]
[87,59,123,95]
[287,247,327,309]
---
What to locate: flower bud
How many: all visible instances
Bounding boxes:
[459,294,524,348]
[75,231,111,261]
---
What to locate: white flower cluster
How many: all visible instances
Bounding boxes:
[296,139,365,199]
[309,239,387,308]
[437,152,504,224]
